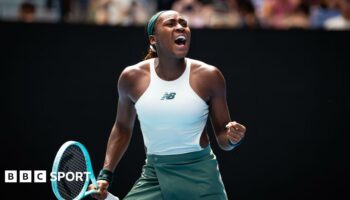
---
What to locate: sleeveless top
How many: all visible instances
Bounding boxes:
[134,58,209,155]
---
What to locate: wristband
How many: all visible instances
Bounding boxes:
[97,169,114,187]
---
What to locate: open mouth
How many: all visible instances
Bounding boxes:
[174,36,186,46]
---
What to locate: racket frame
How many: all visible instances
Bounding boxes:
[52,141,99,200]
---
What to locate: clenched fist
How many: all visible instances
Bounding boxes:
[225,121,246,145]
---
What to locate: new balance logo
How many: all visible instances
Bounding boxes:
[161,92,176,100]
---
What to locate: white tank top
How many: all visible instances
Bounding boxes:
[134,58,209,155]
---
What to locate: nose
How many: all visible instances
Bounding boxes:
[175,23,185,32]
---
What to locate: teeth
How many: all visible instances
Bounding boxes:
[175,36,186,41]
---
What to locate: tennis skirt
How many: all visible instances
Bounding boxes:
[123,145,228,200]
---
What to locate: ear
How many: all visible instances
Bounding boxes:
[149,35,156,45]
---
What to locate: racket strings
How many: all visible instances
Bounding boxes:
[57,145,88,199]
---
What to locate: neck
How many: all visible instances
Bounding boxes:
[155,56,186,81]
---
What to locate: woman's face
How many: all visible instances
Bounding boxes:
[151,11,191,59]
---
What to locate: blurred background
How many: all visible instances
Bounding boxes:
[1,0,349,200]
[0,0,350,30]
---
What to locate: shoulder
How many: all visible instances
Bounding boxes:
[118,59,152,90]
[189,58,226,85]
[119,59,151,80]
[118,59,151,83]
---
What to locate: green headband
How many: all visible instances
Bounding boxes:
[147,11,166,38]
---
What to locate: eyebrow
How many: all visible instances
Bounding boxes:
[162,17,187,24]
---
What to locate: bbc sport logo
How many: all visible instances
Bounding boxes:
[4,170,46,183]
[4,170,91,183]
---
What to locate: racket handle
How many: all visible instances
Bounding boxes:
[105,192,119,200]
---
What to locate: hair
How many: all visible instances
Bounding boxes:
[143,11,167,60]
[144,47,157,60]
[20,2,36,13]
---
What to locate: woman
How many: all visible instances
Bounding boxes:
[90,10,246,200]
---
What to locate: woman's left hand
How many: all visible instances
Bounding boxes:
[225,121,246,145]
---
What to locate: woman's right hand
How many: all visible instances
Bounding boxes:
[89,180,110,200]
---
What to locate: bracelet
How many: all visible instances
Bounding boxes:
[97,169,114,186]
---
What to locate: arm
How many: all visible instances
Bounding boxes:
[102,72,136,171]
[208,67,246,151]
[91,68,136,200]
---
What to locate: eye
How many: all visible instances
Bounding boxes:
[164,20,176,27]
[179,19,188,27]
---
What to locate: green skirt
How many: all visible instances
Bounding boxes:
[123,145,228,200]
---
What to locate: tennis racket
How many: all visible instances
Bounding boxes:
[51,141,119,200]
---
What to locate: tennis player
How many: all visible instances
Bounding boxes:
[90,10,246,200]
